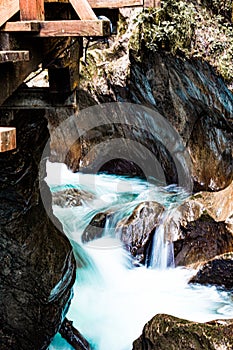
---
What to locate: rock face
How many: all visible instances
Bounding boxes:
[116,202,165,264]
[133,314,233,350]
[76,9,233,192]
[189,252,233,290]
[0,108,76,349]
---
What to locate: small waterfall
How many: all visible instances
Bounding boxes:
[149,210,175,269]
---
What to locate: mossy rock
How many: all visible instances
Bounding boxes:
[133,314,233,350]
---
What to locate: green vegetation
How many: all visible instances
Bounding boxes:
[131,0,233,86]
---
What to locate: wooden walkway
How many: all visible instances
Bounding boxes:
[0,0,160,151]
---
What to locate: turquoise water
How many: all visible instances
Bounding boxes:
[46,162,233,350]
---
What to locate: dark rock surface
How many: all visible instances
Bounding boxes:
[116,201,165,264]
[133,314,233,350]
[189,252,233,290]
[0,109,76,349]
[81,212,113,243]
[174,214,233,267]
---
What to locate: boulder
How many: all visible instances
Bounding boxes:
[133,314,233,350]
[81,212,113,243]
[174,214,233,267]
[161,185,233,267]
[116,201,165,264]
[189,252,233,290]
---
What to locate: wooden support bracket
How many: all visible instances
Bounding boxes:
[69,0,97,20]
[0,50,30,63]
[0,127,16,152]
[2,20,111,37]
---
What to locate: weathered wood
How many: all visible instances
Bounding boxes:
[89,0,143,7]
[2,21,40,32]
[40,20,110,37]
[0,50,30,63]
[19,0,45,21]
[0,127,16,152]
[0,0,19,28]
[0,88,77,109]
[69,0,97,20]
[2,20,110,37]
[44,0,144,8]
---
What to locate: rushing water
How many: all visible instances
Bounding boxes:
[47,162,233,350]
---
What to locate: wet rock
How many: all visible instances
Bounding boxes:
[174,214,233,267]
[116,201,165,264]
[82,212,113,243]
[133,314,233,350]
[189,252,233,290]
[162,184,233,267]
[52,188,94,208]
[0,108,76,349]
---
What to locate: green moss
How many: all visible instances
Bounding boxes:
[130,0,233,86]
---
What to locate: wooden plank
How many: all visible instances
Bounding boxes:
[69,0,97,20]
[88,0,143,7]
[40,20,110,37]
[44,0,144,8]
[2,21,41,32]
[0,0,19,28]
[0,50,30,63]
[0,127,16,152]
[2,20,110,37]
[19,0,45,20]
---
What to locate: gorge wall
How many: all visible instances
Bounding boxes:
[0,107,76,349]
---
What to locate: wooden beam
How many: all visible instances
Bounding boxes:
[44,0,144,8]
[88,0,143,7]
[39,20,110,37]
[2,20,110,36]
[2,21,41,32]
[69,0,97,20]
[0,127,16,152]
[0,50,30,63]
[2,20,111,37]
[19,0,45,20]
[0,0,19,28]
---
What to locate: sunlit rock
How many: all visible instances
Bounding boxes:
[133,314,233,350]
[189,252,233,290]
[116,201,165,264]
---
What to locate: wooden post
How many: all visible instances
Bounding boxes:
[0,127,16,152]
[19,0,45,20]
